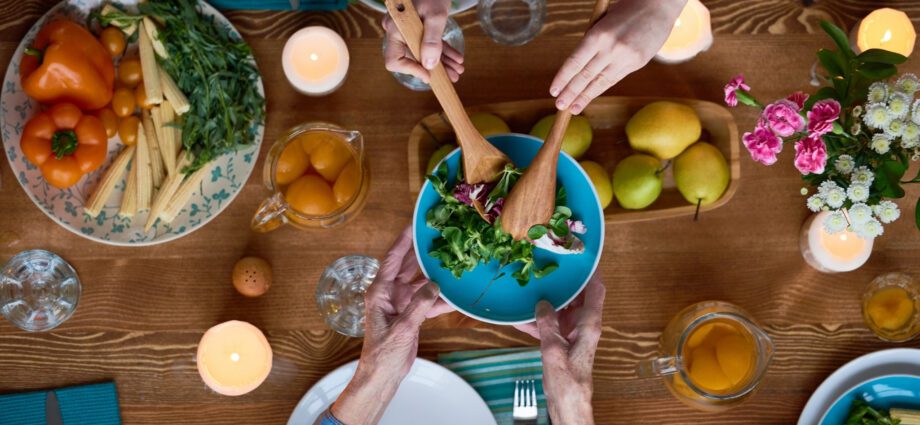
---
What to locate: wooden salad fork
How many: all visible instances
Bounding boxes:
[385,0,511,184]
[500,0,610,240]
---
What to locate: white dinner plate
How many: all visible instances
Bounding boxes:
[287,358,497,425]
[797,348,920,425]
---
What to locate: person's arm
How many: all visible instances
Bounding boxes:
[551,0,687,114]
[515,274,606,425]
[382,0,465,83]
[323,227,453,425]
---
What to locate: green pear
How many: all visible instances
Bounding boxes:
[625,101,701,160]
[530,115,593,159]
[673,142,730,206]
[612,154,663,210]
[426,144,457,174]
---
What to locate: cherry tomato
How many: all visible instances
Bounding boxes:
[95,108,118,138]
[118,58,142,87]
[135,82,154,110]
[100,27,126,58]
[111,88,136,118]
[118,116,140,146]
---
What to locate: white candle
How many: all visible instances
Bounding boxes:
[197,320,273,396]
[853,8,916,57]
[282,26,350,96]
[654,0,713,64]
[800,211,874,273]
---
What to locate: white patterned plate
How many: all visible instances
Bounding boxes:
[0,0,264,246]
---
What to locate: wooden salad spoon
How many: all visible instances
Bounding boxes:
[385,0,511,184]
[501,0,610,240]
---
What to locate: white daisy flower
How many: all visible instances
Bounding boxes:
[874,200,901,224]
[896,73,920,94]
[825,187,847,209]
[888,92,911,120]
[851,166,875,186]
[852,105,864,118]
[835,155,855,174]
[871,133,892,154]
[824,210,849,233]
[868,82,889,103]
[864,103,892,129]
[912,99,920,125]
[854,217,884,239]
[848,203,873,223]
[886,119,906,137]
[846,183,870,203]
[818,180,841,198]
[800,187,809,196]
[806,195,825,212]
[902,122,920,148]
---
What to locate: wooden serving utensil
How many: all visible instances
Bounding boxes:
[385,0,511,184]
[500,0,610,240]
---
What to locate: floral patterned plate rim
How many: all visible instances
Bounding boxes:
[1,0,265,246]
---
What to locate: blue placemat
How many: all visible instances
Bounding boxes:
[0,382,121,425]
[438,348,549,425]
[208,0,349,11]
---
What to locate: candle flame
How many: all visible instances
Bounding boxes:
[674,18,682,28]
[839,234,848,242]
[309,53,319,61]
[230,352,240,362]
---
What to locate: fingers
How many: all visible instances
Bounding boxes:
[550,38,599,99]
[425,297,456,318]
[442,55,464,82]
[420,14,448,70]
[378,227,414,284]
[397,246,421,283]
[395,281,441,331]
[571,275,606,360]
[555,55,609,111]
[513,322,540,340]
[535,300,568,358]
[442,44,464,65]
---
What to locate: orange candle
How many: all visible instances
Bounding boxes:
[855,8,916,56]
[197,321,273,396]
[800,211,874,273]
[282,26,350,96]
[655,0,713,64]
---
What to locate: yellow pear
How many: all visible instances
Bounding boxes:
[530,115,593,159]
[579,161,613,209]
[673,142,729,206]
[469,112,511,137]
[626,101,701,160]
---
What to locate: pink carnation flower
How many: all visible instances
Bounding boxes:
[786,91,809,110]
[723,74,750,107]
[742,121,783,165]
[762,99,805,137]
[807,99,841,136]
[793,136,828,175]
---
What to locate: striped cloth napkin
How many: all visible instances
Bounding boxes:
[438,348,549,425]
[0,382,121,425]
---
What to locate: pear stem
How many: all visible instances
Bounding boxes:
[655,160,672,177]
[694,198,702,222]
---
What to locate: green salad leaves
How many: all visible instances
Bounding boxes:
[845,400,901,425]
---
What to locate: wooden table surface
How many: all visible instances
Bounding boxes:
[2,1,920,424]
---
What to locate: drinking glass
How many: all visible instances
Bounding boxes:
[383,17,464,91]
[478,0,545,46]
[638,301,774,412]
[316,255,379,337]
[0,250,81,332]
[862,272,919,342]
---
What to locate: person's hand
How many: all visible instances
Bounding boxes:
[515,274,606,425]
[331,227,453,425]
[383,0,465,84]
[550,0,687,114]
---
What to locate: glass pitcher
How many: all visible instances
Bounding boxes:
[252,122,369,232]
[638,301,774,412]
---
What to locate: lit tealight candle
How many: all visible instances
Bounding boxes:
[282,26,350,96]
[654,0,713,64]
[853,8,916,57]
[197,320,273,396]
[800,211,874,273]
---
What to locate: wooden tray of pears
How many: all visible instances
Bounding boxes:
[407,96,740,224]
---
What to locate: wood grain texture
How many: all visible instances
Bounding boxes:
[1,1,920,424]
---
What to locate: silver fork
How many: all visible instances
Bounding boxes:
[512,379,538,424]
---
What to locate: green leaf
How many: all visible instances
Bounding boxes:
[734,90,761,108]
[874,160,908,199]
[817,48,846,77]
[857,62,897,80]
[527,225,547,240]
[857,48,908,65]
[554,206,572,218]
[533,263,558,279]
[555,186,567,207]
[820,21,855,59]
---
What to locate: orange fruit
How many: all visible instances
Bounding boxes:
[714,333,754,386]
[275,142,310,185]
[688,347,732,392]
[306,134,353,181]
[285,174,336,216]
[867,287,915,331]
[333,159,360,206]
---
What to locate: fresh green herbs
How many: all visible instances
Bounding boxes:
[845,400,901,425]
[426,162,558,286]
[137,0,265,173]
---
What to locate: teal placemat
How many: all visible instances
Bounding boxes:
[0,382,121,425]
[438,348,549,425]
[208,0,349,11]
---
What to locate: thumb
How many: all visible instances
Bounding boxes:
[397,281,441,330]
[420,15,447,70]
[535,300,567,357]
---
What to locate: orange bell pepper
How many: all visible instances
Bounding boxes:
[20,20,114,111]
[21,103,108,189]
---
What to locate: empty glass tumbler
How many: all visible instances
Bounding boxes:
[383,17,464,91]
[478,0,546,46]
[316,255,379,337]
[0,250,81,332]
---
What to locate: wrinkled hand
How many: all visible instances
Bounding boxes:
[331,227,453,425]
[515,274,606,425]
[383,0,465,84]
[551,0,687,114]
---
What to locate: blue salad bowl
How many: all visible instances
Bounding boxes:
[413,134,605,324]
[819,375,920,425]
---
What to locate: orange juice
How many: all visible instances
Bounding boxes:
[862,273,920,342]
[682,318,757,395]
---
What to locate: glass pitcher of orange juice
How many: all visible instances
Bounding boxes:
[638,301,774,412]
[252,123,369,232]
